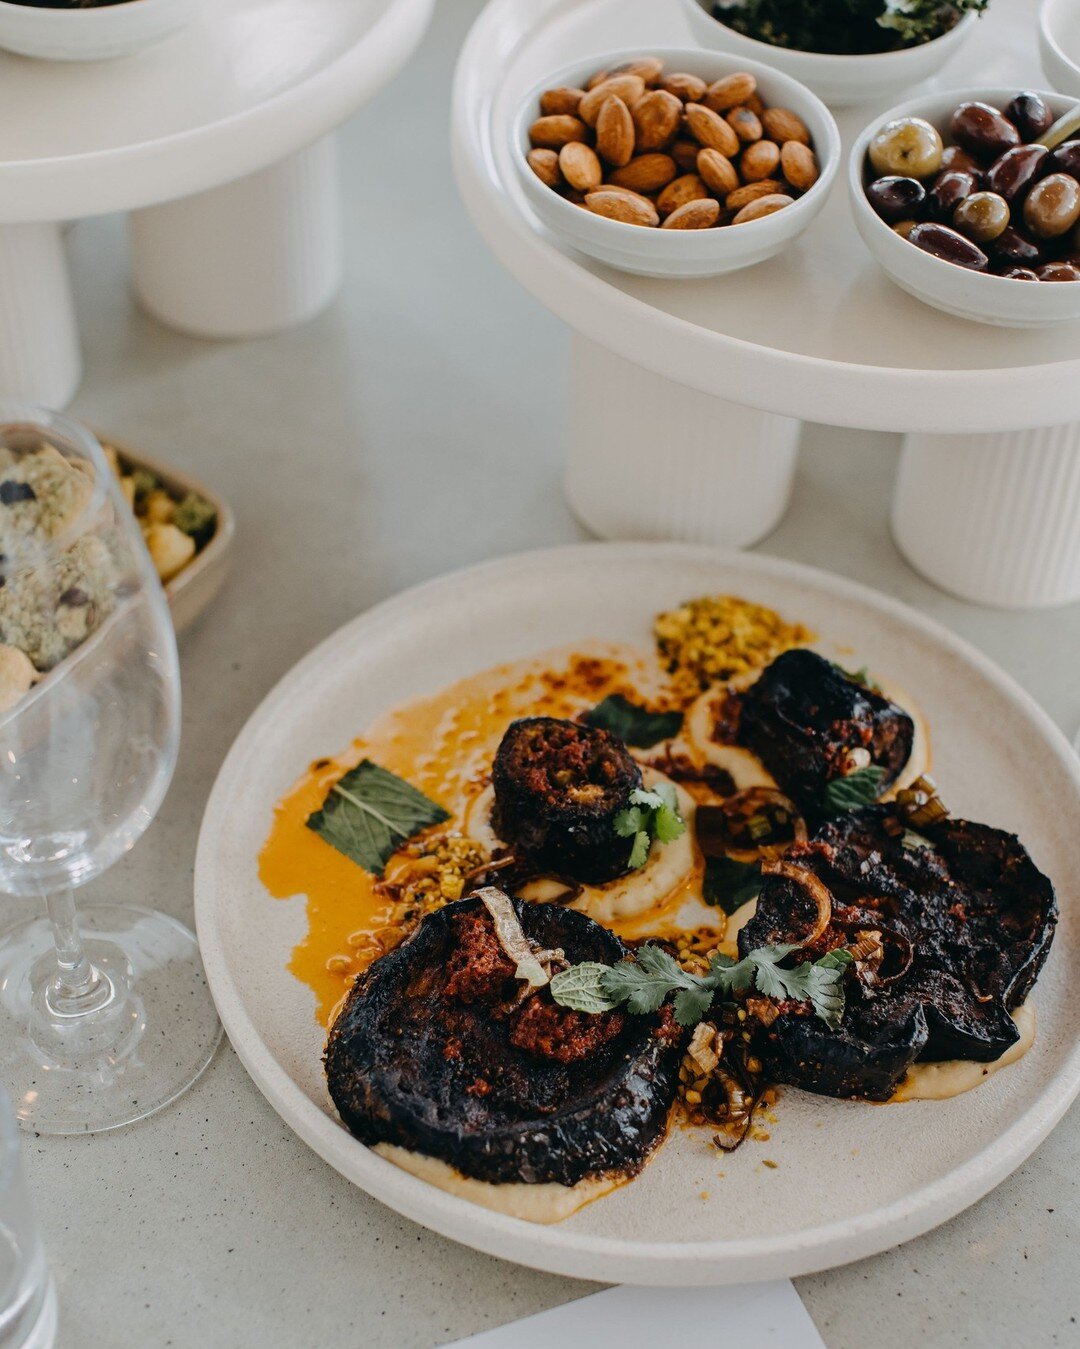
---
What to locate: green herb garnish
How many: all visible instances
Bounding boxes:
[550,941,854,1030]
[306,759,450,876]
[837,662,882,693]
[715,0,987,57]
[702,856,762,914]
[614,784,686,870]
[172,492,218,549]
[820,764,886,817]
[583,694,683,748]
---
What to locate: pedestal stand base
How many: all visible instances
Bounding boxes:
[130,137,343,339]
[0,223,80,408]
[893,424,1080,609]
[565,336,799,547]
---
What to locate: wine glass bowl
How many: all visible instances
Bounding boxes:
[0,405,220,1134]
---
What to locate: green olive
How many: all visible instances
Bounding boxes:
[953,192,1011,244]
[869,117,944,180]
[1024,173,1080,239]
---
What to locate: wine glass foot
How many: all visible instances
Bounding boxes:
[0,904,222,1135]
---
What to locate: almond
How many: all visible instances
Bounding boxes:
[684,103,740,157]
[671,138,703,173]
[595,95,635,167]
[781,140,820,191]
[608,152,678,193]
[579,75,646,127]
[584,189,659,227]
[661,72,708,103]
[761,107,810,145]
[632,89,683,153]
[704,72,757,112]
[588,57,663,89]
[732,193,794,225]
[740,138,781,182]
[559,141,603,192]
[656,173,709,217]
[727,107,763,143]
[726,179,784,210]
[745,91,766,116]
[529,115,588,149]
[661,198,721,230]
[527,148,562,189]
[697,147,740,197]
[540,86,584,117]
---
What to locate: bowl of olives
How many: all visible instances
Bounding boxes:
[849,87,1080,326]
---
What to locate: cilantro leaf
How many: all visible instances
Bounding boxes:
[821,764,886,818]
[673,982,716,1028]
[583,694,683,748]
[702,856,762,914]
[306,759,450,876]
[548,962,621,1014]
[614,785,687,870]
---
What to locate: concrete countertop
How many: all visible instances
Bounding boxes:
[6,1,1077,1344]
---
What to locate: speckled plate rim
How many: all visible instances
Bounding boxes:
[194,543,1080,1286]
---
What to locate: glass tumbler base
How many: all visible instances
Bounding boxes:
[0,904,222,1135]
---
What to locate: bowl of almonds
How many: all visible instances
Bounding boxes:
[513,48,839,278]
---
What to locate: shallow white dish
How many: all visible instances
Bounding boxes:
[512,46,839,280]
[680,0,978,109]
[0,0,193,62]
[850,86,1080,328]
[1040,0,1080,98]
[195,542,1080,1286]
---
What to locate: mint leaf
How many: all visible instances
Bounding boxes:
[583,694,683,748]
[549,962,621,1014]
[821,764,886,818]
[614,786,687,870]
[306,759,450,876]
[702,856,761,914]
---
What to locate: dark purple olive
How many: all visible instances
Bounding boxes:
[1047,141,1080,177]
[1005,92,1055,143]
[927,170,977,221]
[940,144,983,178]
[866,175,927,224]
[999,266,1040,280]
[1037,261,1080,281]
[950,102,1021,161]
[992,225,1044,267]
[985,144,1049,203]
[908,222,989,271]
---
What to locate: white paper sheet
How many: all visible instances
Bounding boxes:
[451,1280,825,1347]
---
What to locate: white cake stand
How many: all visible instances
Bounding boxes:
[0,0,433,408]
[452,0,1080,608]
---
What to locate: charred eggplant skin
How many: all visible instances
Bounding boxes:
[491,716,643,884]
[740,806,1057,1101]
[737,650,915,816]
[325,896,680,1186]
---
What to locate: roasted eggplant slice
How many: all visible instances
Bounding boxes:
[737,649,914,816]
[739,805,1057,1100]
[325,894,681,1186]
[491,716,643,884]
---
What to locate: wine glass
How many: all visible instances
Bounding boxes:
[0,405,221,1134]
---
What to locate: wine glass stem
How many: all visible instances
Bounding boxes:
[43,885,113,1018]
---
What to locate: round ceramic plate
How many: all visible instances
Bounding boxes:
[194,544,1080,1284]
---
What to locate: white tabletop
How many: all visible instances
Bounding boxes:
[453,0,1080,432]
[0,0,433,222]
[7,2,1079,1344]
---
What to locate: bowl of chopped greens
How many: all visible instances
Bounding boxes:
[681,0,986,108]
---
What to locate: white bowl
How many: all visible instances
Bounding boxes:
[1040,0,1080,98]
[0,0,193,61]
[681,0,978,109]
[849,86,1080,328]
[512,47,840,281]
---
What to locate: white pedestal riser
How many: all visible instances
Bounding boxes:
[566,336,799,548]
[0,223,80,409]
[130,138,344,340]
[893,424,1080,609]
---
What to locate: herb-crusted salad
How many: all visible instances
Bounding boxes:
[260,592,1056,1220]
[712,0,988,56]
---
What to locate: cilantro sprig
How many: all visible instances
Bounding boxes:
[614,784,686,870]
[550,941,854,1031]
